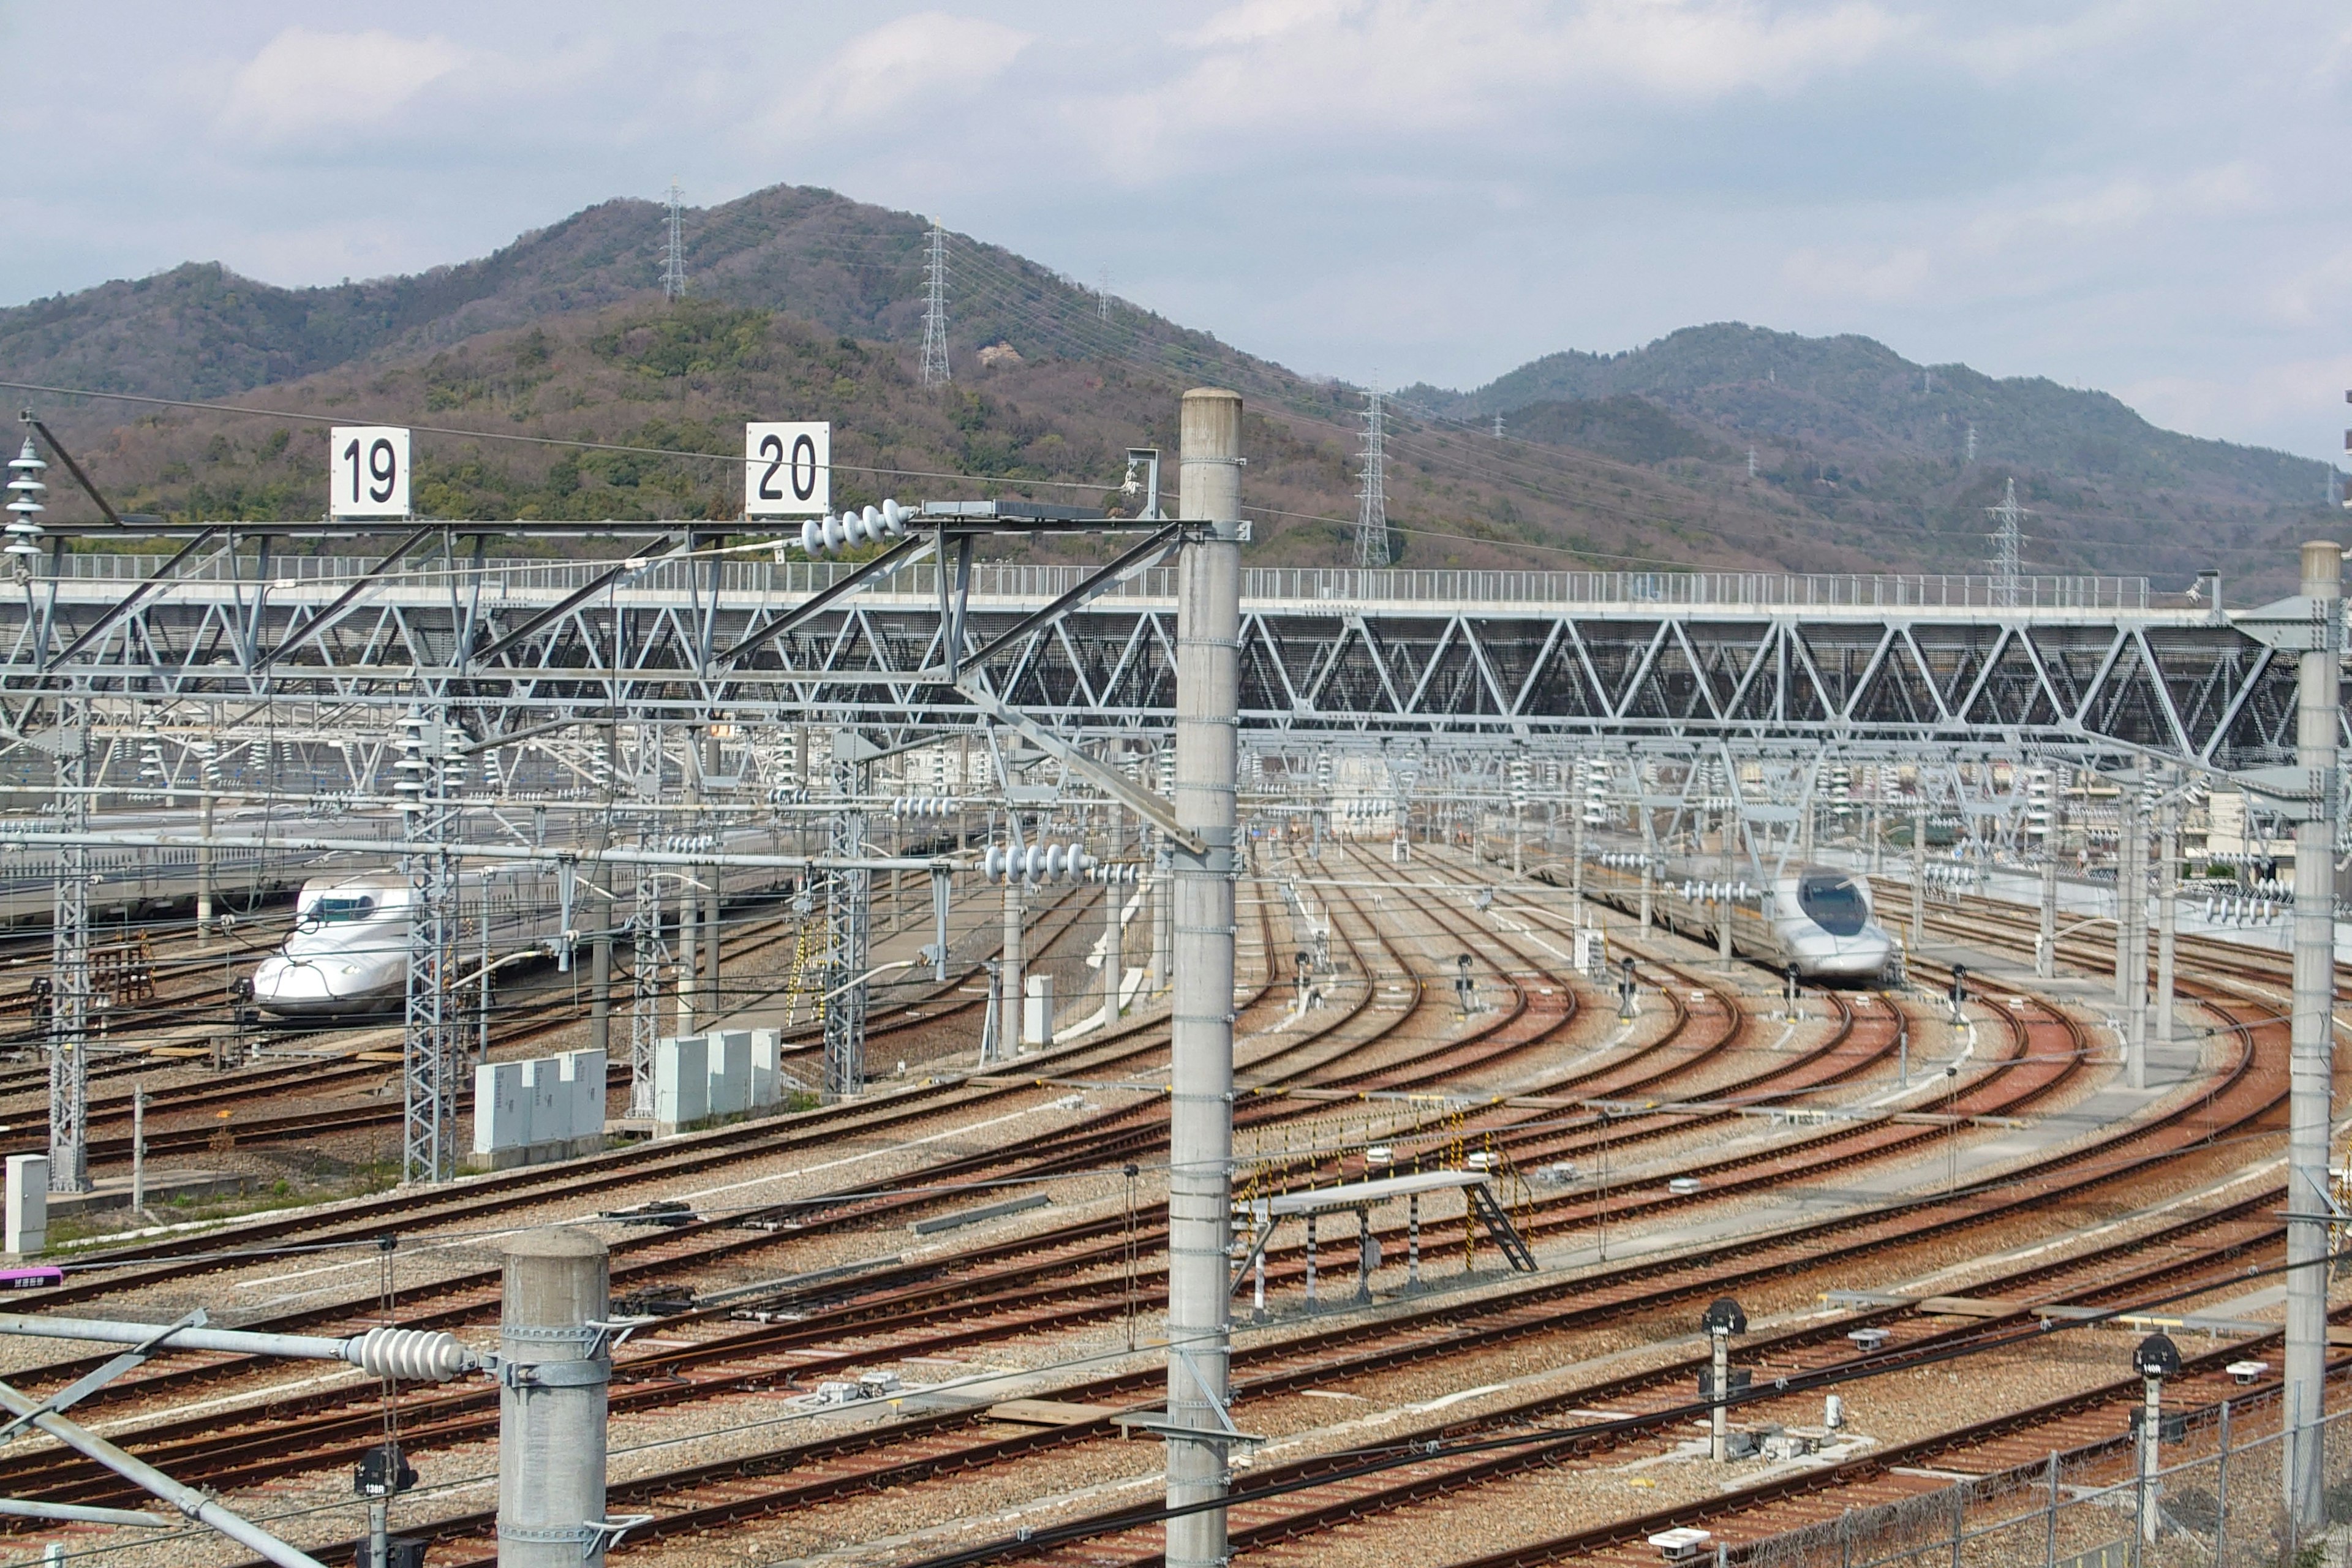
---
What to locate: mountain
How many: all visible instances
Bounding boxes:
[2,187,2326,590]
[1399,324,2335,591]
[1,185,1895,578]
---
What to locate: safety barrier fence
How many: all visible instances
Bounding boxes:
[40,554,2156,612]
[1737,1382,2350,1568]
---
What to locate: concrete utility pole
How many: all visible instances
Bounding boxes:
[2120,795,2149,1089]
[1152,792,1174,991]
[2284,538,2340,1529]
[589,728,615,1063]
[2114,793,2136,1009]
[703,731,723,1023]
[1638,808,1654,930]
[195,786,215,944]
[1001,867,1024,1053]
[1164,387,1242,1568]
[1910,804,1926,957]
[1569,757,1588,927]
[1103,802,1124,1027]
[673,858,696,1037]
[2154,794,2178,1047]
[1717,799,1736,967]
[2037,846,2057,979]
[499,1227,610,1568]
[589,886,611,1061]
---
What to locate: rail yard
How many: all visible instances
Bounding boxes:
[0,388,2339,1568]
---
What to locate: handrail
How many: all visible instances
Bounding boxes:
[35,552,2156,612]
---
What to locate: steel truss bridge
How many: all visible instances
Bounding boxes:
[0,552,2323,782]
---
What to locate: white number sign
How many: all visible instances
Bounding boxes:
[744,422,829,518]
[330,426,411,518]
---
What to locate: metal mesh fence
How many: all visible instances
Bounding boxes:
[1735,1389,2352,1568]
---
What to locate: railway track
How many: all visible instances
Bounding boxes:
[0,875,1106,1166]
[331,965,2274,1568]
[133,850,2261,1567]
[1,838,2310,1568]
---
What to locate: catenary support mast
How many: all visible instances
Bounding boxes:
[2283,538,2340,1527]
[1164,388,1243,1568]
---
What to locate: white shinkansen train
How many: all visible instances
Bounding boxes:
[1542,843,1896,984]
[252,835,796,1017]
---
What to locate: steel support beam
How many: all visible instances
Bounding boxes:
[47,690,90,1194]
[821,737,870,1101]
[399,702,460,1186]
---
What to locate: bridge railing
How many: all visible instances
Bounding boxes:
[37,552,2151,611]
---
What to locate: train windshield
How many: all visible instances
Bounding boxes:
[314,895,377,923]
[1795,872,1868,936]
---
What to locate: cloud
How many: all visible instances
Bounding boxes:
[1095,0,1907,167]
[2266,246,2352,330]
[757,12,1033,138]
[10,0,2352,461]
[1776,162,2276,321]
[1780,246,1933,305]
[218,28,469,145]
[2121,354,2352,465]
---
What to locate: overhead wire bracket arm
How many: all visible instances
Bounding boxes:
[0,1309,209,1447]
[944,532,974,681]
[470,543,671,666]
[952,676,1202,853]
[252,522,436,671]
[717,532,932,666]
[959,521,1183,671]
[0,1376,330,1568]
[23,416,127,529]
[40,527,220,673]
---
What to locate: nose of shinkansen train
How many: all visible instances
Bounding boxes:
[1779,922,1894,979]
[251,946,405,1016]
[1779,868,1895,981]
[252,951,331,1012]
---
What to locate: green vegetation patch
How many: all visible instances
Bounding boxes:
[592,300,775,380]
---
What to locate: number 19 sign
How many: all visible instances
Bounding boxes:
[744,422,829,518]
[330,426,411,519]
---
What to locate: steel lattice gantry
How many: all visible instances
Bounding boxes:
[0,554,2320,782]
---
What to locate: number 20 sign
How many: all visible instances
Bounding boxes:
[744,422,829,518]
[330,426,411,519]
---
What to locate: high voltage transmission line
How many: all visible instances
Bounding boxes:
[1986,476,2030,608]
[920,222,952,388]
[661,181,688,302]
[1356,386,1390,568]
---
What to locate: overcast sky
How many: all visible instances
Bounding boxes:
[11,1,2349,464]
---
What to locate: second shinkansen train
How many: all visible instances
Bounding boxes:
[251,830,797,1017]
[1537,842,1897,984]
